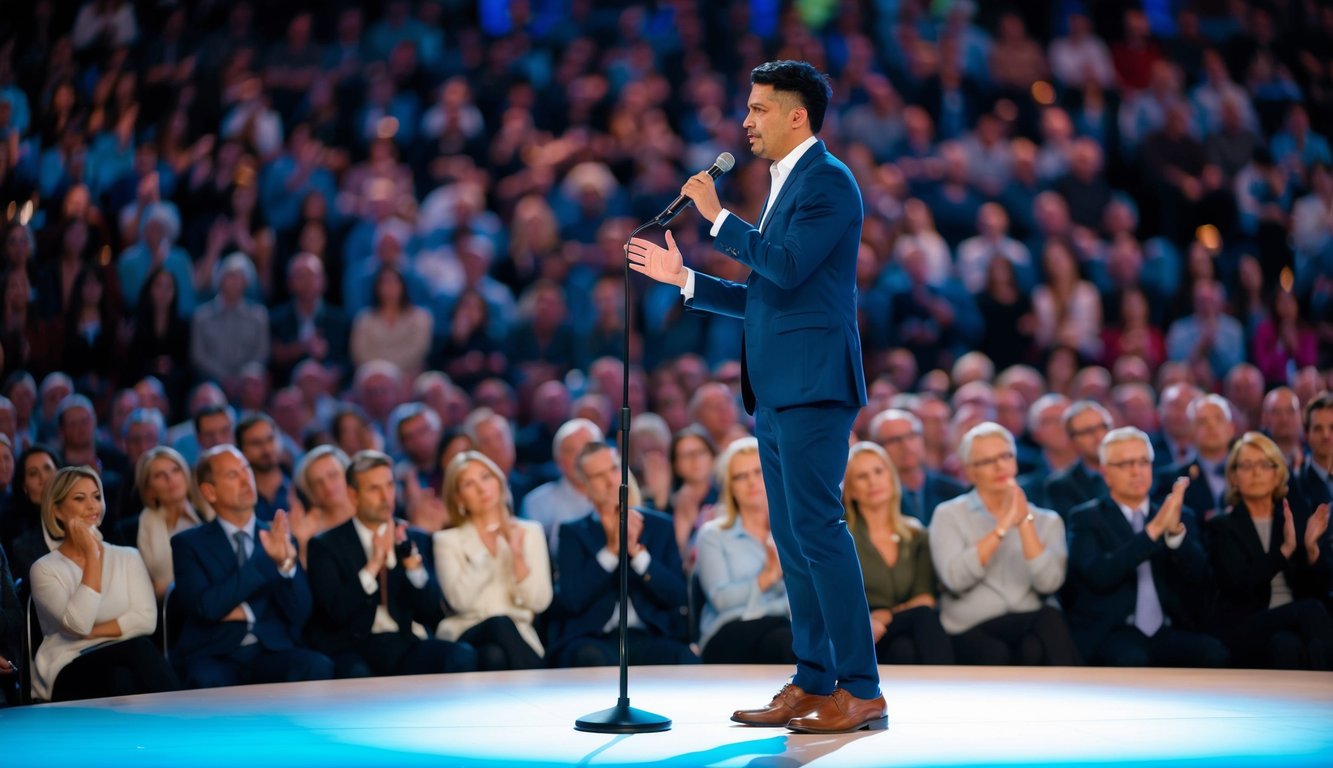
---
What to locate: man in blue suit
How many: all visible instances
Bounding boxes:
[547,442,696,668]
[171,445,333,688]
[627,60,885,733]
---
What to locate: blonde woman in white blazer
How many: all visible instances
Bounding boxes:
[433,451,552,669]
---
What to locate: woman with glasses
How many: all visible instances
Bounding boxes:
[1208,432,1332,669]
[929,422,1080,665]
[694,438,795,664]
[843,442,954,664]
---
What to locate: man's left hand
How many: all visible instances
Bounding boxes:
[681,172,723,223]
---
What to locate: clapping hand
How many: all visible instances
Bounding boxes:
[1151,477,1189,539]
[1280,500,1299,560]
[1306,503,1330,563]
[259,510,298,569]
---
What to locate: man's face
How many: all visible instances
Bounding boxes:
[125,422,161,465]
[1067,409,1110,463]
[743,83,800,162]
[1193,402,1235,455]
[875,417,923,473]
[475,419,514,472]
[59,406,95,450]
[1102,439,1154,503]
[349,464,395,526]
[398,414,439,467]
[1032,403,1070,452]
[1307,408,1333,465]
[579,448,620,511]
[197,413,235,450]
[240,420,280,473]
[557,426,596,485]
[202,450,257,516]
[1261,391,1302,443]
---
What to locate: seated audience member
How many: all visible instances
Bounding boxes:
[1259,387,1304,469]
[6,445,62,581]
[1017,394,1076,506]
[306,450,476,678]
[520,417,602,555]
[868,409,966,525]
[236,413,293,523]
[1208,432,1332,669]
[843,442,953,664]
[1294,393,1333,510]
[667,425,720,565]
[290,445,356,563]
[1,544,18,705]
[434,451,550,670]
[929,423,1080,665]
[171,446,333,688]
[29,466,179,701]
[1043,400,1112,519]
[1154,394,1236,522]
[695,438,794,664]
[1066,427,1228,667]
[135,446,211,600]
[548,442,697,667]
[1151,383,1202,469]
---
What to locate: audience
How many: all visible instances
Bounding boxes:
[694,437,794,665]
[29,466,179,701]
[133,446,209,600]
[434,450,550,671]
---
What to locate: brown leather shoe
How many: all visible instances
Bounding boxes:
[731,683,829,727]
[786,688,888,733]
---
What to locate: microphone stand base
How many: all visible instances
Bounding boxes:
[575,700,673,733]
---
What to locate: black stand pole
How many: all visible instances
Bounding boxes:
[573,220,671,734]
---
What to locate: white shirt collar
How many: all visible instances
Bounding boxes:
[218,514,256,542]
[352,516,396,569]
[770,135,819,184]
[1115,498,1150,523]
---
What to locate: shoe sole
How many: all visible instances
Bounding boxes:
[786,715,889,734]
[730,715,791,727]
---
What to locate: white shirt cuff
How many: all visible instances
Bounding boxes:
[630,549,652,575]
[681,268,696,301]
[1164,527,1187,550]
[358,567,378,595]
[596,547,619,572]
[709,208,731,237]
[406,565,429,590]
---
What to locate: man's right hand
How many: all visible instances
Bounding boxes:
[627,231,687,288]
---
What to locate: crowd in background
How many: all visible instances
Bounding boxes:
[1,0,1333,703]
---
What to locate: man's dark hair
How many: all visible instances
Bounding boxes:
[750,60,832,134]
[235,412,276,446]
[345,449,393,490]
[1304,391,1333,432]
[574,441,618,483]
[193,403,233,433]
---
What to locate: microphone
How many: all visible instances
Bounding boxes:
[654,152,735,225]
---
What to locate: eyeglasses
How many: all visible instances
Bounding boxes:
[1069,424,1109,439]
[1234,460,1278,473]
[1105,458,1153,470]
[968,451,1015,469]
[881,432,922,447]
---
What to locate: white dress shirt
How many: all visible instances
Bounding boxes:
[352,517,429,634]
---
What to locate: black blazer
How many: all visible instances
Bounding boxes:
[269,301,351,382]
[1044,462,1107,520]
[1066,496,1213,658]
[1291,462,1332,511]
[304,520,445,657]
[1206,501,1332,630]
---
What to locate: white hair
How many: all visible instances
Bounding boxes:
[869,408,922,438]
[1187,393,1233,423]
[1098,426,1154,466]
[1027,393,1070,435]
[957,421,1016,464]
[1062,400,1114,433]
[552,417,604,456]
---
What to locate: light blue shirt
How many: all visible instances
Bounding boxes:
[694,517,790,651]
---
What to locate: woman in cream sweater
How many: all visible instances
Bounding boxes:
[434,451,551,670]
[134,446,210,599]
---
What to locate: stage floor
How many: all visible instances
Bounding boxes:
[3,664,1332,767]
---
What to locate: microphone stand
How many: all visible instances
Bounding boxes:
[573,218,672,734]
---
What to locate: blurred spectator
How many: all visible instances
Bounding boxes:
[349,266,433,379]
[190,254,270,396]
[1167,280,1245,383]
[868,409,965,526]
[1044,401,1113,520]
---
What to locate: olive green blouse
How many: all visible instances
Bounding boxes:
[849,521,937,611]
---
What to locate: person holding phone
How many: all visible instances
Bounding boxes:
[305,450,477,678]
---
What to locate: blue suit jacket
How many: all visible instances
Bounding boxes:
[1044,462,1107,520]
[548,509,688,656]
[688,140,867,415]
[1066,496,1213,658]
[170,518,314,665]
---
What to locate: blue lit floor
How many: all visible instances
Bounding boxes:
[3,665,1331,767]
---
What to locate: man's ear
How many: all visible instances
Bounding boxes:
[199,482,217,505]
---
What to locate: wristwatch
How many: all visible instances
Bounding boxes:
[995,526,1009,539]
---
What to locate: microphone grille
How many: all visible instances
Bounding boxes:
[715,152,736,173]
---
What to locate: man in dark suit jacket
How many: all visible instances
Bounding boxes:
[171,446,333,688]
[268,253,350,386]
[628,61,885,732]
[1293,393,1333,513]
[305,450,475,678]
[1152,394,1236,522]
[869,409,967,525]
[1066,428,1227,667]
[1044,401,1113,519]
[548,442,695,669]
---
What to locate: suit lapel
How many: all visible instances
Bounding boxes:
[761,140,824,234]
[1100,498,1137,540]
